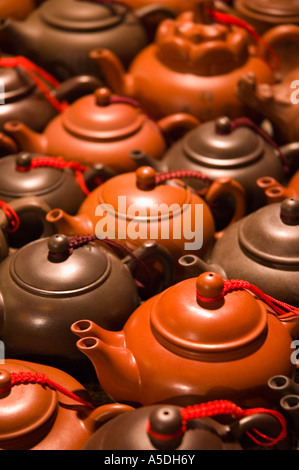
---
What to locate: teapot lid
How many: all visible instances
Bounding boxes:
[10,234,110,295]
[0,363,57,441]
[62,88,147,141]
[238,0,299,18]
[150,272,268,361]
[238,198,299,268]
[181,117,264,168]
[40,0,125,32]
[0,65,35,102]
[0,153,66,198]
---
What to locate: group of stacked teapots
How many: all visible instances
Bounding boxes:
[1,0,299,451]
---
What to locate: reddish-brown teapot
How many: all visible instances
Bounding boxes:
[0,0,36,21]
[3,88,199,173]
[90,0,275,121]
[46,166,246,280]
[256,174,299,205]
[0,358,133,450]
[72,271,299,408]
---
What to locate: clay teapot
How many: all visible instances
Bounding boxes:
[0,0,176,80]
[256,172,299,205]
[0,55,103,138]
[45,166,246,281]
[0,358,134,450]
[269,375,299,441]
[82,401,288,450]
[72,271,299,408]
[0,233,174,368]
[0,152,104,215]
[90,0,276,121]
[0,0,36,21]
[179,198,299,307]
[130,116,296,213]
[3,87,200,172]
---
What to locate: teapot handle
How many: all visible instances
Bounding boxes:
[84,403,134,433]
[229,413,284,445]
[204,177,246,239]
[54,75,104,103]
[134,4,176,23]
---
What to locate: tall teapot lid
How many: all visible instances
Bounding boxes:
[150,272,268,361]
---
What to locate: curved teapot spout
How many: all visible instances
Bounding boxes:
[75,334,141,404]
[71,319,125,348]
[0,17,38,53]
[89,48,135,97]
[178,254,227,280]
[46,208,94,236]
[256,176,297,204]
[3,121,48,154]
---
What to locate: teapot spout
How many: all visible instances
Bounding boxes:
[46,209,94,236]
[3,120,48,154]
[89,48,134,97]
[256,176,296,204]
[75,335,141,404]
[178,254,227,280]
[71,319,125,348]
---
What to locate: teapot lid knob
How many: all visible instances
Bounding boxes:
[48,234,70,262]
[95,87,111,107]
[147,406,183,450]
[136,166,156,190]
[215,116,231,135]
[15,152,32,172]
[280,198,299,226]
[0,369,12,397]
[196,272,224,306]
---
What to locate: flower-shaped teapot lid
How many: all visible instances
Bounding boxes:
[150,272,268,361]
[61,88,148,141]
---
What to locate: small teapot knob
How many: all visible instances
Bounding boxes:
[95,87,111,107]
[215,116,231,135]
[196,272,224,307]
[15,152,32,172]
[280,198,299,226]
[147,406,183,450]
[0,369,12,397]
[136,166,156,190]
[48,234,70,262]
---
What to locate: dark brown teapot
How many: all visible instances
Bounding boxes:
[82,401,288,450]
[72,271,299,408]
[0,234,173,368]
[179,198,299,307]
[90,0,275,121]
[3,87,200,173]
[131,116,296,213]
[0,0,175,80]
[0,358,133,450]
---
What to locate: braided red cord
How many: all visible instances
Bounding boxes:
[0,371,94,409]
[155,169,214,186]
[0,200,20,233]
[196,279,299,320]
[205,7,281,71]
[0,57,67,113]
[146,400,286,447]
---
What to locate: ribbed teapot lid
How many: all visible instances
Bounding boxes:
[40,0,125,31]
[150,272,268,361]
[0,153,66,199]
[182,117,264,168]
[238,0,299,17]
[238,198,299,267]
[10,234,110,295]
[62,88,146,140]
[0,363,57,441]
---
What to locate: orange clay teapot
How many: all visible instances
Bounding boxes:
[72,271,299,408]
[256,174,299,205]
[46,166,246,281]
[0,358,133,450]
[90,0,276,121]
[3,88,199,173]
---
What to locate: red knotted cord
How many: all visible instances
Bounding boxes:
[196,278,299,321]
[0,371,95,409]
[146,400,286,447]
[0,200,20,233]
[0,56,68,113]
[204,7,281,70]
[155,169,214,186]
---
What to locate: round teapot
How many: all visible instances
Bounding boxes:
[0,358,134,450]
[3,87,200,172]
[72,271,299,408]
[180,198,299,307]
[0,0,175,80]
[82,401,288,450]
[0,56,103,138]
[90,0,275,121]
[45,166,246,281]
[132,116,295,213]
[0,233,173,368]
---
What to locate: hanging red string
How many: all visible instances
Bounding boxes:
[147,400,286,447]
[196,278,299,320]
[204,6,281,70]
[0,371,95,409]
[0,200,20,233]
[0,56,68,113]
